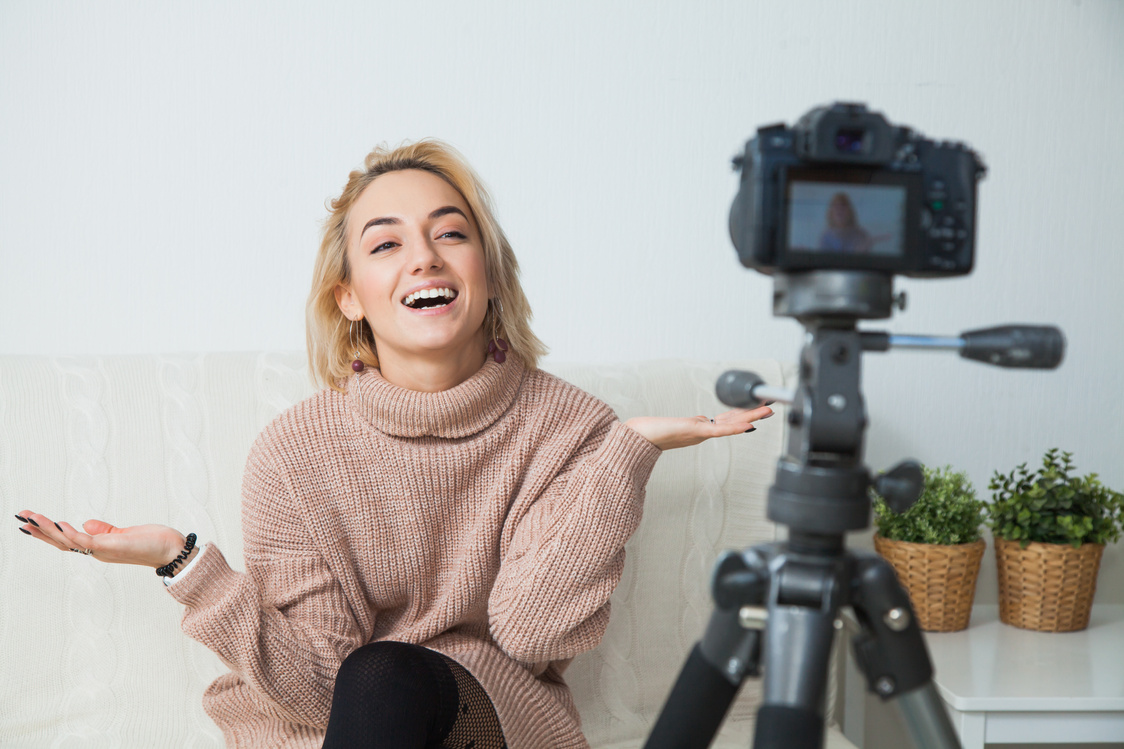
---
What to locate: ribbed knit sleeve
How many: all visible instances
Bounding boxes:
[488,413,661,665]
[165,437,365,728]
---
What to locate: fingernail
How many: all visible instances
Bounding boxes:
[19,528,31,535]
[27,518,40,528]
[14,514,27,522]
[764,400,776,406]
[744,427,757,433]
[761,412,775,419]
[54,522,63,532]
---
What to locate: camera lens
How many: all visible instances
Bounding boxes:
[835,128,866,154]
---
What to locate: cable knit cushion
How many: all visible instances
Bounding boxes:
[0,354,855,748]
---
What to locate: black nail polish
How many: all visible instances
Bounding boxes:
[19,528,31,535]
[55,522,64,532]
[744,427,757,433]
[15,514,27,523]
[27,518,40,528]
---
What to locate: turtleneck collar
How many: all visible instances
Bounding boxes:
[346,355,526,439]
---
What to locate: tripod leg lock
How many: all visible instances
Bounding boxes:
[850,553,935,700]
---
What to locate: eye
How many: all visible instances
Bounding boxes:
[438,231,467,240]
[371,241,398,254]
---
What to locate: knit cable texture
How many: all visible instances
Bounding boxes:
[166,355,662,749]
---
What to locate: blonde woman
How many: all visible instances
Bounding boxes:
[818,192,874,253]
[17,140,773,749]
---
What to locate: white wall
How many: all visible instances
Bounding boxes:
[4,0,1123,587]
[3,2,1123,744]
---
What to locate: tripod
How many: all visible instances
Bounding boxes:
[643,271,1064,749]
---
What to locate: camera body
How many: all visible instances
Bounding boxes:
[729,102,986,277]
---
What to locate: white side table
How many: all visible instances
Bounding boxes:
[924,604,1124,748]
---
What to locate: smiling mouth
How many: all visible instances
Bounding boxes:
[401,288,459,310]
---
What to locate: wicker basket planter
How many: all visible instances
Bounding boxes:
[873,535,985,632]
[994,538,1104,632]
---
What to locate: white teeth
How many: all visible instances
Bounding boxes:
[402,287,457,307]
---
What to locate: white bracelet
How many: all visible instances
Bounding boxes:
[162,541,204,587]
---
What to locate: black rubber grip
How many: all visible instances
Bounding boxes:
[643,645,741,749]
[960,325,1065,369]
[754,705,824,749]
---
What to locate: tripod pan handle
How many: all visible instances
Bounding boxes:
[960,325,1065,369]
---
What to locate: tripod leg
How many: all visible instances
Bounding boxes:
[642,639,743,749]
[850,553,962,749]
[644,553,767,749]
[644,606,761,749]
[754,602,836,749]
[897,683,963,749]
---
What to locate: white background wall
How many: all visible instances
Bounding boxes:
[3,1,1123,746]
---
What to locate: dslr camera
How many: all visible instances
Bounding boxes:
[729,102,986,278]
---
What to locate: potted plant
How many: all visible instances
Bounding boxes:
[872,465,986,632]
[988,448,1124,632]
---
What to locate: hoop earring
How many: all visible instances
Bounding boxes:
[350,319,365,373]
[487,298,509,364]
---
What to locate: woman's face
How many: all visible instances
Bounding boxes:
[336,169,491,366]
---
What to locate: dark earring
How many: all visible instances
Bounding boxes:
[487,298,509,363]
[350,319,365,372]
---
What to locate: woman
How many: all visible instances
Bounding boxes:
[16,140,773,748]
[818,192,873,253]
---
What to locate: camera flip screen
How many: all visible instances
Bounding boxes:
[786,177,907,257]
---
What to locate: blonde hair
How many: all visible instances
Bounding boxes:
[306,139,548,391]
[827,192,858,229]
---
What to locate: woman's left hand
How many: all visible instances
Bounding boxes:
[624,405,774,451]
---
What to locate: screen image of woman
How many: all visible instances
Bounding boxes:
[819,191,876,253]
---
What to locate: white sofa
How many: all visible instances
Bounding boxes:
[0,354,858,748]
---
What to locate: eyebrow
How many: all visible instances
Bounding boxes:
[360,206,468,240]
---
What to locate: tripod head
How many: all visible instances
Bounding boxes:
[716,268,1065,543]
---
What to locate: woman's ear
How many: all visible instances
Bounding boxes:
[334,284,359,321]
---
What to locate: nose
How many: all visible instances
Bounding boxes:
[407,234,444,274]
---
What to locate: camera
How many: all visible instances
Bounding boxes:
[729,102,987,278]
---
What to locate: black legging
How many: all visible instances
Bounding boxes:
[322,641,507,749]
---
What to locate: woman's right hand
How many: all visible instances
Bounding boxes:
[15,510,191,569]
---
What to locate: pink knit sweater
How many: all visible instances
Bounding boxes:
[165,354,662,748]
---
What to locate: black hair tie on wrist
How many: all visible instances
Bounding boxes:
[156,533,197,577]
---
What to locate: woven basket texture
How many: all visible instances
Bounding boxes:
[873,535,985,632]
[994,538,1103,632]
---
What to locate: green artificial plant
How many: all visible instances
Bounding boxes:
[872,464,984,545]
[988,448,1124,549]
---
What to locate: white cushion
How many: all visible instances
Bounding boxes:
[0,354,855,748]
